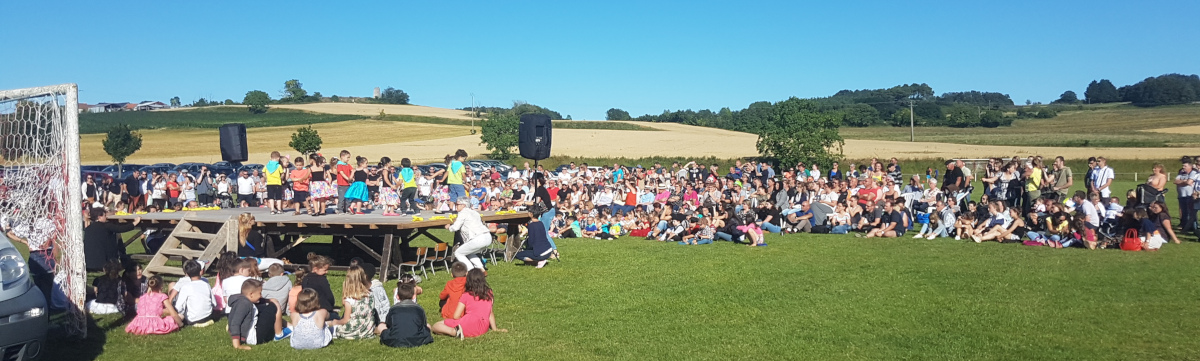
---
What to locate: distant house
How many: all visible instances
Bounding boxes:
[78,103,91,113]
[135,101,167,111]
[123,103,137,111]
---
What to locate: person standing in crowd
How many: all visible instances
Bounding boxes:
[1047,156,1073,201]
[236,170,255,208]
[1176,157,1200,232]
[122,170,143,213]
[196,166,214,207]
[1023,158,1043,214]
[1090,157,1114,198]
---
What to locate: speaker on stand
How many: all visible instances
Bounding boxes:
[219,123,248,163]
[518,114,552,167]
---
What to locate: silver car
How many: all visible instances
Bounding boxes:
[0,234,48,360]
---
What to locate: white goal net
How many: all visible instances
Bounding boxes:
[0,84,85,337]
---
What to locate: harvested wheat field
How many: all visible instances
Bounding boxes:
[274,103,476,120]
[80,120,470,164]
[1147,125,1200,135]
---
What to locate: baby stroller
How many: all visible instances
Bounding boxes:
[1096,219,1122,248]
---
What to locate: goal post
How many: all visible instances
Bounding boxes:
[0,83,85,337]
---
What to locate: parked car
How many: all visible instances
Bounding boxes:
[100,165,139,180]
[424,163,447,174]
[0,233,48,360]
[208,164,237,177]
[81,171,114,184]
[138,165,173,176]
[211,161,242,169]
[237,164,264,174]
[79,165,108,172]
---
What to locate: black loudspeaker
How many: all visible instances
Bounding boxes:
[219,123,248,162]
[518,114,552,160]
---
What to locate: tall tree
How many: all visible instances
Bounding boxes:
[606,108,632,120]
[243,90,271,114]
[1085,79,1120,103]
[379,87,410,105]
[283,79,307,101]
[479,111,520,159]
[102,123,142,173]
[1052,90,1079,104]
[289,126,323,156]
[169,96,181,107]
[755,98,843,167]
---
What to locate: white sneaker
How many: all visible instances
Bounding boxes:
[954,236,961,241]
[972,235,982,243]
[912,234,923,239]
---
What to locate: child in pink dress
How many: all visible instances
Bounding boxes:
[126,275,183,335]
[430,269,508,339]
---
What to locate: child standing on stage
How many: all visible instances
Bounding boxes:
[377,157,401,216]
[345,156,371,215]
[399,158,419,215]
[126,275,183,335]
[336,150,354,214]
[289,157,311,216]
[307,155,333,216]
[264,151,286,215]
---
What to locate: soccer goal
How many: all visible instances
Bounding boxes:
[0,84,86,337]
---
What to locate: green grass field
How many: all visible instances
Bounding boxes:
[29,173,1200,360]
[44,227,1200,361]
[839,104,1200,148]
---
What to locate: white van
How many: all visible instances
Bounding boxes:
[0,234,48,360]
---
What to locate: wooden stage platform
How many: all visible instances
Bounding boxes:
[108,208,532,280]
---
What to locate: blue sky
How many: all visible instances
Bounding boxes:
[2,0,1197,120]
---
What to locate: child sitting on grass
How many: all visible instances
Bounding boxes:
[168,260,214,327]
[680,218,714,245]
[261,264,292,313]
[88,260,125,315]
[289,289,333,350]
[227,279,285,350]
[286,266,308,315]
[377,281,434,348]
[126,275,182,335]
[438,263,468,319]
[327,265,378,339]
[300,253,339,319]
[431,269,507,339]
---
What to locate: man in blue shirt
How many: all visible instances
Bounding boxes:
[612,164,625,183]
[470,181,488,209]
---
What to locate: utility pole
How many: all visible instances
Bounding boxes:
[909,98,915,142]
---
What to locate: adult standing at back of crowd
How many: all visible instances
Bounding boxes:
[124,170,143,213]
[1048,156,1073,201]
[446,149,469,203]
[1023,158,1043,214]
[943,160,964,193]
[1083,157,1097,195]
[236,170,255,207]
[956,159,973,186]
[1175,157,1200,232]
[1090,157,1115,198]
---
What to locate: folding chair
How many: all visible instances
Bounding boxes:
[425,243,449,275]
[400,247,428,280]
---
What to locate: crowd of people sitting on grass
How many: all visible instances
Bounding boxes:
[90,252,505,349]
[12,146,1196,352]
[80,148,1200,254]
